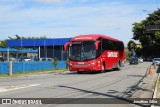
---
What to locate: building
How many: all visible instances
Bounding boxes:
[7,38,71,61]
[136,42,142,49]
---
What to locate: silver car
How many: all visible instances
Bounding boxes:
[152,58,160,65]
[138,57,143,63]
[39,58,53,61]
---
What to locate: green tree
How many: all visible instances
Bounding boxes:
[127,40,136,52]
[132,22,153,46]
[0,35,47,48]
[0,40,7,48]
[25,35,46,40]
[132,10,160,45]
[125,47,131,60]
[66,59,69,69]
[8,35,46,40]
[8,34,21,40]
[52,57,58,69]
[132,9,160,57]
[155,31,160,43]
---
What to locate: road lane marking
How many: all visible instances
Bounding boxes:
[0,84,40,93]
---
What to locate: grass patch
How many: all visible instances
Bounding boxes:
[0,68,68,78]
[0,74,9,77]
[124,60,129,64]
[158,78,160,92]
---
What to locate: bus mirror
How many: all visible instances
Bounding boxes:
[95,41,100,50]
[64,42,71,51]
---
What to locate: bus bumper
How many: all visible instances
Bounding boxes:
[69,64,101,72]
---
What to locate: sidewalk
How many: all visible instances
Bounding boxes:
[130,64,160,107]
[156,74,160,98]
[155,65,160,98]
[152,65,160,107]
[0,69,70,78]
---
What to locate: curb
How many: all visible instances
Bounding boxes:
[151,73,160,107]
[0,70,70,78]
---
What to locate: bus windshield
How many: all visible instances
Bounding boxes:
[69,41,96,61]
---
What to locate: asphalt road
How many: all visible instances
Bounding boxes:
[0,62,158,107]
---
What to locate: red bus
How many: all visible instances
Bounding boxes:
[64,34,125,73]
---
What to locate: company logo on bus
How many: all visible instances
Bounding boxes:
[74,37,93,40]
[78,62,84,64]
[107,52,118,57]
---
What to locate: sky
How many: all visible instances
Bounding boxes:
[0,0,159,45]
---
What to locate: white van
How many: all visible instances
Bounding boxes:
[39,58,53,61]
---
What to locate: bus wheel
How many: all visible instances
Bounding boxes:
[116,62,121,70]
[101,64,105,73]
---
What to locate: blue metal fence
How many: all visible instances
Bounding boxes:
[0,61,66,74]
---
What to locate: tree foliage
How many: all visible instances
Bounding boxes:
[8,34,46,40]
[125,48,131,60]
[0,40,7,48]
[155,31,160,43]
[127,40,136,51]
[0,35,47,48]
[132,9,160,46]
[132,9,160,57]
[52,57,58,69]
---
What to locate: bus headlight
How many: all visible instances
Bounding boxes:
[91,61,97,65]
[69,62,73,65]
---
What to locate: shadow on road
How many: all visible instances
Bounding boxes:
[58,85,150,107]
[57,69,153,106]
[62,72,100,75]
[63,69,119,75]
[127,75,145,78]
[122,70,149,97]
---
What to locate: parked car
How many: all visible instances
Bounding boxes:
[147,57,153,62]
[142,57,147,61]
[23,57,32,62]
[0,56,4,62]
[152,58,160,65]
[10,57,16,61]
[138,57,143,63]
[130,58,139,64]
[39,58,53,61]
[3,57,17,62]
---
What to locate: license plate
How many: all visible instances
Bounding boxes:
[79,69,84,71]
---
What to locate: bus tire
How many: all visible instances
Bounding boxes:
[116,62,121,70]
[101,63,105,73]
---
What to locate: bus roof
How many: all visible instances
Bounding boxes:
[71,34,121,42]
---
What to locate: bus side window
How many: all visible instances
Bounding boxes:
[102,39,111,50]
[102,39,106,50]
[112,41,116,50]
[119,42,124,51]
[108,40,113,50]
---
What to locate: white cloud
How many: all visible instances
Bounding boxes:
[0,0,157,45]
